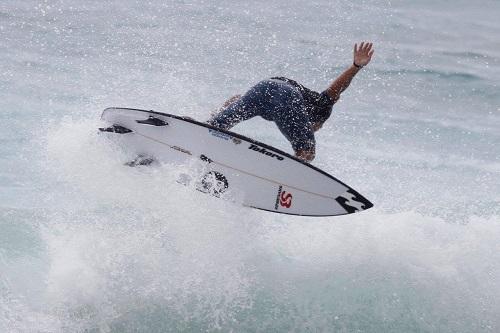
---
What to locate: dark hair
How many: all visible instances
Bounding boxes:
[308,106,332,124]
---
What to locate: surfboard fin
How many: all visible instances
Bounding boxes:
[136,116,168,126]
[99,125,132,134]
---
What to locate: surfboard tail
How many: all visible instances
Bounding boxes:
[335,189,373,214]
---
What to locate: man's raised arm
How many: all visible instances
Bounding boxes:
[325,42,374,102]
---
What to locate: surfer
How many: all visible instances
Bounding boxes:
[208,42,374,162]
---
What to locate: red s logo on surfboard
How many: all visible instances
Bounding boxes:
[279,191,293,208]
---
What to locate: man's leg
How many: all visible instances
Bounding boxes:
[207,81,275,130]
[207,97,254,130]
[272,101,315,153]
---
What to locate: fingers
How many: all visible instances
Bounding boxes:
[355,42,374,53]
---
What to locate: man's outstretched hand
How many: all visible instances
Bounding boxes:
[324,42,374,104]
[353,42,374,68]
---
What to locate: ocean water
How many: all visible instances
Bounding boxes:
[1,0,499,332]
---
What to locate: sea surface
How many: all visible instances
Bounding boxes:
[1,0,499,332]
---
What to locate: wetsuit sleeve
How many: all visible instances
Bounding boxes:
[319,90,337,106]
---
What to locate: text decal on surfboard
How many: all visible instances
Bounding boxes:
[249,144,284,161]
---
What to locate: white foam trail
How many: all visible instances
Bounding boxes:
[2,117,491,331]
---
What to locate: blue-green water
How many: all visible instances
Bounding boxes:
[1,1,499,332]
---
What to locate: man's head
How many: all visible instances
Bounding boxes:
[309,107,331,131]
[309,107,332,124]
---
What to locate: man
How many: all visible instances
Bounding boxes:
[207,42,374,162]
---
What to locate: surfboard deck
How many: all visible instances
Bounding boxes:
[100,107,373,217]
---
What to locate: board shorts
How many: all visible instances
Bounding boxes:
[207,79,315,152]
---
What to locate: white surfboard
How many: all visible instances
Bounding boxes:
[100,107,373,216]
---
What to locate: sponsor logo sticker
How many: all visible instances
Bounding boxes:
[280,191,293,208]
[198,171,229,197]
[199,154,213,163]
[171,146,191,155]
[335,189,371,213]
[248,144,284,161]
[209,129,242,145]
[275,185,293,209]
[209,128,231,141]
